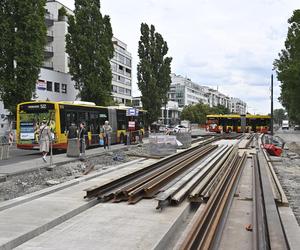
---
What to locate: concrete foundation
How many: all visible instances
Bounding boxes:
[0,159,157,249]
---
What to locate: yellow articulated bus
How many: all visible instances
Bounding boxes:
[16,101,146,150]
[206,114,271,133]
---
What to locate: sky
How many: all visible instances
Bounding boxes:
[58,0,299,114]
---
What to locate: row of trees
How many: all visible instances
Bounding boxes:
[181,103,230,124]
[0,0,172,124]
[274,10,300,123]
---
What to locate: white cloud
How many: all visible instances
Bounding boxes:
[58,0,299,113]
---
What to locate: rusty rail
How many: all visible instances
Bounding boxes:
[178,151,247,250]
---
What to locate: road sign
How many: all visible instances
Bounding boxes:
[126,108,139,116]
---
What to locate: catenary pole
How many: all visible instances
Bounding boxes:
[271,74,274,135]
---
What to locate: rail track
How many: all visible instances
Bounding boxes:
[1,132,297,250]
[84,133,294,250]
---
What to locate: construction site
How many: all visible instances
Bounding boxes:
[0,128,299,250]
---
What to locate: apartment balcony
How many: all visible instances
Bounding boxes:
[47,30,54,42]
[42,61,53,70]
[44,46,54,58]
[45,13,54,27]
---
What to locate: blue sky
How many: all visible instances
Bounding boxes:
[58,0,299,114]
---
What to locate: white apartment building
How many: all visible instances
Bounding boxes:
[230,97,247,115]
[44,0,133,104]
[201,86,231,109]
[167,73,247,115]
[168,74,208,107]
[132,97,181,125]
[111,38,132,104]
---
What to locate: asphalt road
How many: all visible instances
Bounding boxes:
[275,128,300,142]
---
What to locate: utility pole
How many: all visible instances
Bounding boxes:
[271,74,274,135]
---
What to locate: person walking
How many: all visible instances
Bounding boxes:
[39,118,51,163]
[102,120,112,150]
[78,122,86,157]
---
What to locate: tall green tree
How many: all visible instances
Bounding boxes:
[274,9,300,123]
[273,108,287,125]
[66,0,114,105]
[137,23,172,123]
[0,0,46,115]
[180,103,230,124]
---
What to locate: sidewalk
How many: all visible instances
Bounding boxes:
[0,143,129,177]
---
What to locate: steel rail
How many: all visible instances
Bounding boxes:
[170,145,232,205]
[84,137,220,199]
[113,145,216,202]
[127,145,217,204]
[199,148,239,200]
[179,152,246,250]
[253,154,268,250]
[155,145,228,209]
[256,150,289,250]
[188,145,234,202]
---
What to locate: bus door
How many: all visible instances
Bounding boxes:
[233,117,239,132]
[219,117,226,133]
[249,118,256,132]
[226,118,233,132]
[116,109,126,143]
[108,108,117,144]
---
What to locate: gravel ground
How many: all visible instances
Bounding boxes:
[0,145,152,202]
[273,130,300,225]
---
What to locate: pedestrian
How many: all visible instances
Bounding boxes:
[39,118,51,163]
[78,122,86,157]
[102,120,112,149]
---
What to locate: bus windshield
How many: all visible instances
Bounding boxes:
[19,103,56,144]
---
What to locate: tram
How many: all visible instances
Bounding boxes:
[206,114,271,133]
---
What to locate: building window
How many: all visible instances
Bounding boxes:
[62,83,67,94]
[47,81,52,91]
[118,87,125,94]
[125,58,131,67]
[111,62,117,72]
[125,89,131,96]
[125,68,131,77]
[118,75,125,83]
[112,85,118,93]
[112,74,118,81]
[124,78,131,85]
[54,82,60,92]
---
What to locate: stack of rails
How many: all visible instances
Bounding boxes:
[84,134,245,210]
[177,151,247,249]
[84,139,219,202]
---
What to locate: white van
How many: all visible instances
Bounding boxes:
[282,120,289,130]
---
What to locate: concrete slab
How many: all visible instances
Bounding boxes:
[0,158,157,249]
[278,206,300,249]
[0,158,146,212]
[16,200,190,250]
[218,158,253,250]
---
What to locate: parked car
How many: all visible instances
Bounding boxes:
[173,125,188,133]
[294,125,300,131]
